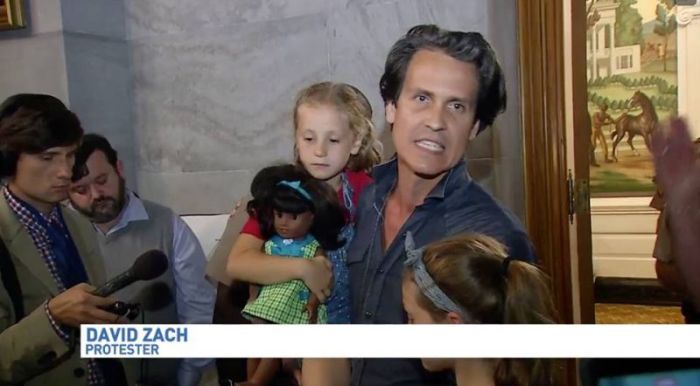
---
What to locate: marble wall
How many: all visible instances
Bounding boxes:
[61,0,136,186]
[124,0,526,218]
[1,0,526,218]
[0,0,69,105]
[0,0,136,185]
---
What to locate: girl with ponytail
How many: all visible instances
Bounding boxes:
[402,233,559,386]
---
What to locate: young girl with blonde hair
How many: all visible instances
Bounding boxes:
[227,82,382,385]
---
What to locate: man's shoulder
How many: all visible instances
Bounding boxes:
[0,195,17,239]
[447,179,509,214]
[446,181,536,261]
[60,203,95,232]
[139,198,177,226]
[450,181,521,227]
[140,198,175,215]
[122,198,176,237]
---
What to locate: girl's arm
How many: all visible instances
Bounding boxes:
[302,359,350,386]
[304,249,328,323]
[226,234,334,301]
[245,358,281,386]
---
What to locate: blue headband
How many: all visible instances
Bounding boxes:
[277,180,312,201]
[404,232,474,322]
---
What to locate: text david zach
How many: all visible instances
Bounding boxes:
[84,326,187,356]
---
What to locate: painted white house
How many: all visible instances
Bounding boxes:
[587,0,642,80]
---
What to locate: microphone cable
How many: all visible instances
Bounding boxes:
[136,303,147,386]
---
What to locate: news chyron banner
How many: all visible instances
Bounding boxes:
[82,325,185,357]
[81,324,700,358]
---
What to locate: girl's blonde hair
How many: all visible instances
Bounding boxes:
[293,82,382,172]
[404,233,560,386]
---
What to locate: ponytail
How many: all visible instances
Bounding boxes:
[493,358,560,386]
[410,234,561,386]
[494,260,560,386]
[503,260,557,324]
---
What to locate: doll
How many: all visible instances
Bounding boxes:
[242,164,345,324]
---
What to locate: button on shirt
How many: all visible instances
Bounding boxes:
[347,159,536,386]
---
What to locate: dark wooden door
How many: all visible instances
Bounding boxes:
[518,0,594,384]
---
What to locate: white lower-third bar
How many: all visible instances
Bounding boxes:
[80,324,700,358]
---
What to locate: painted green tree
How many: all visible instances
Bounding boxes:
[615,0,643,46]
[654,0,677,72]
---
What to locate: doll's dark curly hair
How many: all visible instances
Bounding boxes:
[247,164,345,251]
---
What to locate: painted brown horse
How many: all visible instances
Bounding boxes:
[610,90,659,162]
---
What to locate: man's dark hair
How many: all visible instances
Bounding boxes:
[379,24,507,134]
[0,93,67,120]
[71,133,119,182]
[0,94,83,178]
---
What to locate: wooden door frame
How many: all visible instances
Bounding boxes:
[517,0,594,325]
[518,1,593,384]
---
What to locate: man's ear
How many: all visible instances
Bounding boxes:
[385,101,397,126]
[116,160,125,179]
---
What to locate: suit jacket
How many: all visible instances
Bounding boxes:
[0,194,122,385]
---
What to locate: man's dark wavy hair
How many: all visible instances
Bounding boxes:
[379,24,507,134]
[71,133,119,182]
[0,94,82,178]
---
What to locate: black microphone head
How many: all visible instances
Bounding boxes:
[131,250,168,281]
[136,282,174,311]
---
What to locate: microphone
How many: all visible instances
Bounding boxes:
[93,250,168,297]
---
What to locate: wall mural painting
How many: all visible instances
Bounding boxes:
[586,0,678,196]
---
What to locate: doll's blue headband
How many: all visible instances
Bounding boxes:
[277,180,312,201]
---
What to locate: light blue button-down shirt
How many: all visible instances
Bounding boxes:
[98,191,215,386]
